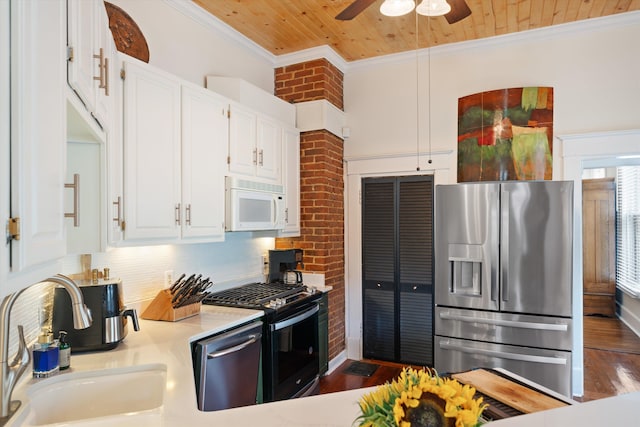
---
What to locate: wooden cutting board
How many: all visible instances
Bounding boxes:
[452,369,568,414]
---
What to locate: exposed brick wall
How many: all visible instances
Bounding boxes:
[274,60,345,362]
[274,59,344,110]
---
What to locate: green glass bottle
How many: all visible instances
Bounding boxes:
[58,331,70,370]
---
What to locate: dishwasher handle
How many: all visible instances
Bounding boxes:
[206,333,262,359]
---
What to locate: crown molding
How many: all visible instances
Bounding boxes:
[274,46,349,74]
[162,0,275,64]
[163,2,639,74]
[348,11,640,71]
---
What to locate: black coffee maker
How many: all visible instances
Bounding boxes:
[268,249,304,284]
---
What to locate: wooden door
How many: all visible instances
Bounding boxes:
[582,178,616,317]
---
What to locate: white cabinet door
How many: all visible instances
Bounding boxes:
[256,115,282,181]
[67,0,114,130]
[2,0,66,293]
[228,102,283,183]
[181,85,227,241]
[107,53,124,245]
[92,1,115,130]
[228,102,257,177]
[122,60,181,241]
[279,127,301,237]
[67,0,97,113]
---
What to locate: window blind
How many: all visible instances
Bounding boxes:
[616,166,640,297]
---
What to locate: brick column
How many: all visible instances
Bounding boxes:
[274,59,345,361]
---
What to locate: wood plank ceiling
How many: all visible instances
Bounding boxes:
[192,0,640,61]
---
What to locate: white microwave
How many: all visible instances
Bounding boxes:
[225,176,286,231]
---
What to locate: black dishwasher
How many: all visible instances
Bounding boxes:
[192,320,263,411]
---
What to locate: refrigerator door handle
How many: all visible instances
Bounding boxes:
[439,340,568,365]
[500,189,510,302]
[439,311,569,331]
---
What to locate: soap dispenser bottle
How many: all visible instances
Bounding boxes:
[32,329,59,378]
[58,331,70,370]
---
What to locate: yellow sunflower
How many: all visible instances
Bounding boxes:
[355,368,488,427]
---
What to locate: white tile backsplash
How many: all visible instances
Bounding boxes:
[62,233,275,305]
[7,232,275,357]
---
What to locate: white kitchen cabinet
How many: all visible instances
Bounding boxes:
[67,0,115,130]
[279,127,301,237]
[122,59,182,242]
[228,102,282,183]
[1,0,67,295]
[121,59,227,244]
[180,84,227,242]
[107,52,124,246]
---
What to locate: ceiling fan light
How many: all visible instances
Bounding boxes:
[416,0,451,16]
[380,0,415,17]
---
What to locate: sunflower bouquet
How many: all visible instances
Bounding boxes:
[355,367,488,427]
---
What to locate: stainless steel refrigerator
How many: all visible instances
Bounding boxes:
[434,181,574,396]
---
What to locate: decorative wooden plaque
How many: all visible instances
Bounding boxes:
[104,1,150,63]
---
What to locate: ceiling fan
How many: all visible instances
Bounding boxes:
[335,0,471,24]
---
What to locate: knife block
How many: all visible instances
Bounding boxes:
[141,289,201,322]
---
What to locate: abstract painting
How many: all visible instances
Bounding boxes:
[457,87,553,182]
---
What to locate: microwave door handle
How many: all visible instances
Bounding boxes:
[273,197,277,224]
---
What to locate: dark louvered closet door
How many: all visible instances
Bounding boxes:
[398,178,433,365]
[362,179,395,361]
[361,176,434,365]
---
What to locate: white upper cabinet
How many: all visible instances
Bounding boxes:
[228,102,257,177]
[121,59,227,244]
[228,102,282,183]
[279,126,301,237]
[180,84,227,242]
[256,115,282,181]
[122,59,182,242]
[1,0,67,294]
[67,0,115,130]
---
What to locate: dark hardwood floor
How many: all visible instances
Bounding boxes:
[319,316,640,402]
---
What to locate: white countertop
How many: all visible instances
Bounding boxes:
[7,304,640,426]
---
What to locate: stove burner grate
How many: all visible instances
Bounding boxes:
[203,282,305,307]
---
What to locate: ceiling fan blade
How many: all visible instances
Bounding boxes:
[335,0,377,20]
[445,0,472,24]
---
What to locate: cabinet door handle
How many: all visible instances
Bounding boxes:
[103,56,109,96]
[252,148,258,165]
[64,174,80,227]
[259,149,264,166]
[112,196,122,228]
[93,48,105,88]
[175,203,181,225]
[186,204,191,226]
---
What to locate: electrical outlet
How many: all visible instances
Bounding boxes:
[164,270,174,289]
[262,254,269,275]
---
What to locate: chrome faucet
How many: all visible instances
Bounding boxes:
[0,274,92,423]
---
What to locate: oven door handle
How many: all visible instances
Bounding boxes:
[206,333,262,359]
[272,304,319,331]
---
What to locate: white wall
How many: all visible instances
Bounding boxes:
[109,0,275,91]
[343,12,640,160]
